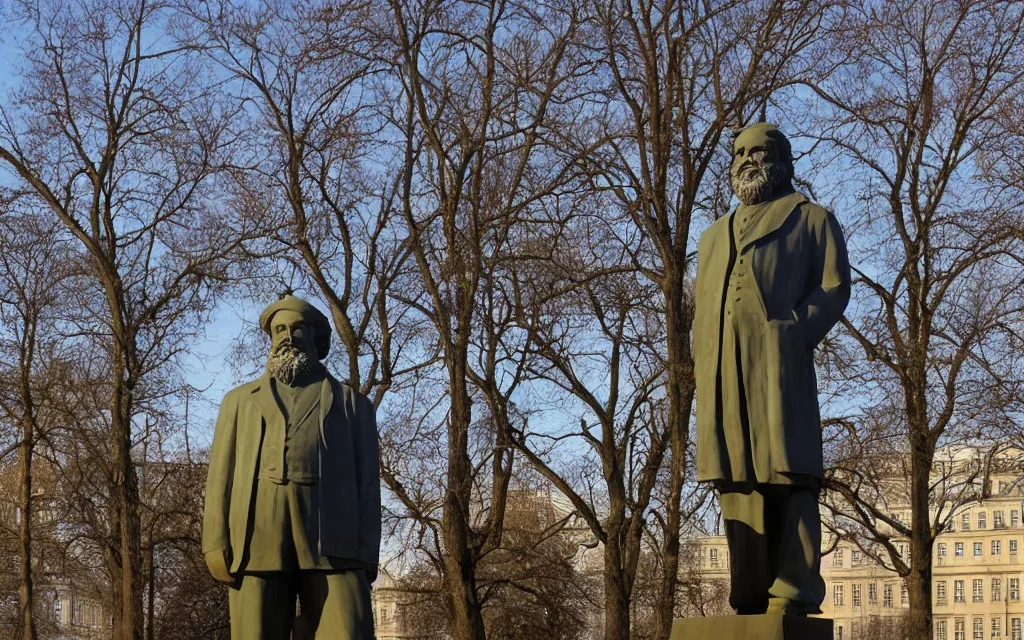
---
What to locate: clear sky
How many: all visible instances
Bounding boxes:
[181,300,256,449]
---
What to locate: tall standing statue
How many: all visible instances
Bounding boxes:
[202,294,381,639]
[693,124,851,617]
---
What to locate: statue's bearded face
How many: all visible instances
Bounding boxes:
[266,309,318,386]
[731,144,788,205]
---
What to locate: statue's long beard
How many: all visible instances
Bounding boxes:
[732,160,788,205]
[267,345,314,386]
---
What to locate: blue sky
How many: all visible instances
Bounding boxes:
[180,300,255,448]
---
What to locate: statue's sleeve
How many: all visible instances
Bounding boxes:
[202,390,239,555]
[794,209,851,346]
[354,393,382,567]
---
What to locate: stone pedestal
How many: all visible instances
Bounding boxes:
[669,614,833,640]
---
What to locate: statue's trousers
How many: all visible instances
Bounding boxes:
[228,570,373,640]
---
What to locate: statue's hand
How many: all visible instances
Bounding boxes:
[205,549,234,585]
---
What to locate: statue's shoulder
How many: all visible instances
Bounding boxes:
[797,195,833,223]
[221,378,262,404]
[327,374,373,409]
[698,213,731,247]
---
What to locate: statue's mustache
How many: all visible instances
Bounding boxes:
[735,160,765,179]
[274,340,302,354]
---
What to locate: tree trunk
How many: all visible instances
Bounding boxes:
[18,413,36,640]
[110,372,145,640]
[443,368,486,640]
[118,422,145,640]
[907,431,935,640]
[17,317,38,640]
[655,268,696,638]
[147,544,156,640]
[603,522,631,640]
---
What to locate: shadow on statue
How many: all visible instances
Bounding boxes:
[678,123,850,639]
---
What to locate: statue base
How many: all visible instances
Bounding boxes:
[670,614,833,640]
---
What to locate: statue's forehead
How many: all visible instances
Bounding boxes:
[733,124,782,154]
[269,308,306,326]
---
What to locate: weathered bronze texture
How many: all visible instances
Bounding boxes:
[202,295,381,638]
[693,124,851,615]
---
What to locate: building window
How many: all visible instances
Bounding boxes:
[868,582,878,605]
[1011,578,1020,601]
[955,580,965,602]
[956,542,965,557]
[899,543,909,560]
[996,510,1006,529]
[832,550,843,567]
[901,583,908,606]
[978,512,988,530]
[974,542,983,557]
[1013,510,1020,528]
[973,579,984,603]
[937,581,948,605]
[1012,617,1021,640]
[994,618,1002,638]
[963,513,971,531]
[834,584,844,607]
[936,619,947,640]
[993,578,1002,602]
[851,550,862,566]
[938,542,947,557]
[884,583,894,607]
[1012,539,1019,555]
[710,548,719,568]
[837,625,844,640]
[852,583,861,607]
[993,540,1002,556]
[974,617,984,640]
[955,618,965,640]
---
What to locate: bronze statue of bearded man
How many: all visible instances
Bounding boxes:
[203,294,381,639]
[693,124,851,616]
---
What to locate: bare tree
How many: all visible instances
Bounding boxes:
[0,1,253,636]
[802,1,1024,635]
[477,486,595,640]
[0,211,80,640]
[141,450,229,640]
[177,0,421,403]
[509,229,671,640]
[388,478,598,640]
[380,1,595,638]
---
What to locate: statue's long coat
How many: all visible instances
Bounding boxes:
[694,191,850,483]
[202,373,381,572]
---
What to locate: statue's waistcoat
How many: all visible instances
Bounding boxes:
[258,376,324,484]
